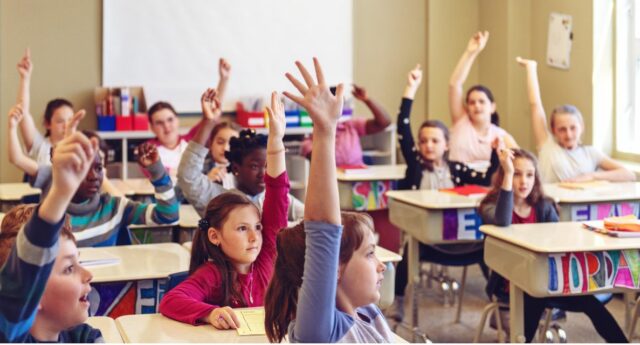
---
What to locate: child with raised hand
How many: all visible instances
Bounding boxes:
[159,91,290,328]
[178,90,304,220]
[448,31,518,165]
[479,148,627,342]
[203,121,240,189]
[389,64,500,322]
[28,111,179,247]
[146,58,231,176]
[299,83,392,166]
[264,58,392,343]
[516,57,634,183]
[0,131,103,342]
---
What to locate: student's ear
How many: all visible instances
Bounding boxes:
[207,227,222,246]
[230,162,240,176]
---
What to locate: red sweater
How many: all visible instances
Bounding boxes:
[158,172,290,325]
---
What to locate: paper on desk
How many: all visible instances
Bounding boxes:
[79,250,121,267]
[236,309,266,336]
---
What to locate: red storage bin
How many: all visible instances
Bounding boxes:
[236,103,266,128]
[116,116,133,131]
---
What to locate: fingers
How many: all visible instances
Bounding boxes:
[295,60,315,88]
[65,109,86,137]
[313,57,325,85]
[228,308,241,329]
[283,90,304,106]
[285,72,308,95]
[213,308,238,329]
[334,83,345,103]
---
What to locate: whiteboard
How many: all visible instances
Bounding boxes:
[103,0,353,113]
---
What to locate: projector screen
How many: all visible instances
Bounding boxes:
[103,0,353,114]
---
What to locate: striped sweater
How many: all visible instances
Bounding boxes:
[32,161,179,247]
[0,208,104,343]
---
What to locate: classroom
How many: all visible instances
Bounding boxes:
[1,0,640,343]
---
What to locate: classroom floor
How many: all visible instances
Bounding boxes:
[388,264,638,343]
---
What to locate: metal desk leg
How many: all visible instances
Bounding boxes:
[509,282,526,343]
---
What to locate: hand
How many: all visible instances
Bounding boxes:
[8,104,24,129]
[64,109,86,138]
[407,64,423,89]
[218,58,231,80]
[498,147,514,176]
[266,91,286,140]
[135,142,159,167]
[207,307,240,330]
[207,165,227,183]
[284,58,344,132]
[564,173,595,183]
[16,48,33,79]
[491,136,505,150]
[466,31,489,55]
[201,88,222,122]
[516,56,537,68]
[352,84,368,102]
[51,132,98,199]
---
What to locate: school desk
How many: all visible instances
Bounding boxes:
[337,164,406,252]
[0,183,41,212]
[544,182,640,222]
[107,179,135,196]
[81,243,190,318]
[481,222,640,342]
[86,317,123,343]
[115,311,408,343]
[386,189,483,330]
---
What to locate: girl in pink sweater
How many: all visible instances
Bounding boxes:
[159,90,290,329]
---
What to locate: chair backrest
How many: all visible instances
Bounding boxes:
[166,271,189,293]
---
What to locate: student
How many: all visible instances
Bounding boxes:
[479,148,628,342]
[0,131,103,342]
[516,57,634,183]
[178,91,304,220]
[146,58,231,176]
[448,31,518,165]
[264,58,393,343]
[300,84,392,166]
[202,121,240,189]
[388,64,500,321]
[13,49,75,167]
[29,116,179,247]
[159,91,290,328]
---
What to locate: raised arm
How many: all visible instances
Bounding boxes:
[285,58,342,224]
[565,157,636,183]
[16,48,38,150]
[479,148,515,226]
[449,31,489,124]
[352,85,391,134]
[397,65,423,171]
[216,58,231,105]
[7,104,38,176]
[516,57,549,149]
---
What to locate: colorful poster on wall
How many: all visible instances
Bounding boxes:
[548,250,640,294]
[570,202,640,222]
[442,208,483,240]
[88,279,168,318]
[351,180,397,211]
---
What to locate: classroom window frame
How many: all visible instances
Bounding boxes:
[614,0,640,159]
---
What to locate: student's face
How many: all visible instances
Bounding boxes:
[338,229,386,308]
[208,205,262,267]
[47,106,74,143]
[38,238,93,331]
[552,113,582,150]
[466,91,495,124]
[150,109,180,148]
[232,149,267,196]
[210,128,239,164]
[418,127,448,162]
[513,157,536,201]
[74,152,105,201]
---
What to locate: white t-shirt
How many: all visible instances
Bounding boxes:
[157,139,189,176]
[448,116,514,164]
[28,132,53,165]
[538,136,606,183]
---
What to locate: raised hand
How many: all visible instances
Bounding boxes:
[64,109,86,137]
[352,84,368,102]
[200,88,222,122]
[8,104,24,129]
[218,58,231,81]
[516,56,537,68]
[284,58,343,132]
[466,31,489,55]
[407,64,423,88]
[266,91,286,140]
[498,147,515,176]
[135,142,160,167]
[51,132,98,199]
[16,48,33,79]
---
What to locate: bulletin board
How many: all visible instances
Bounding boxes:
[103,0,353,113]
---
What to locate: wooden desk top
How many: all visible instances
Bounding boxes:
[386,190,480,209]
[336,164,406,182]
[0,183,41,201]
[544,182,640,204]
[86,316,123,343]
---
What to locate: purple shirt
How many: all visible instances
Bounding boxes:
[301,118,368,166]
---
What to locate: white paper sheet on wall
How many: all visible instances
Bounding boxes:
[546,12,573,70]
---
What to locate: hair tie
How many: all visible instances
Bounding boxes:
[198,218,210,231]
